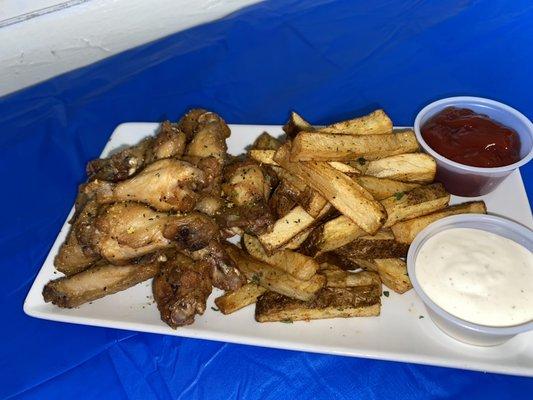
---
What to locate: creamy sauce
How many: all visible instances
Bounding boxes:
[416,228,533,327]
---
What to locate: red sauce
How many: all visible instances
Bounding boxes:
[421,107,521,168]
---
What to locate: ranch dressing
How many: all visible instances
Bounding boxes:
[416,228,533,327]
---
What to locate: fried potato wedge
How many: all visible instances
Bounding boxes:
[214,283,267,314]
[290,130,418,162]
[255,285,381,322]
[354,259,412,294]
[320,263,381,288]
[269,182,299,218]
[381,183,450,228]
[283,111,313,138]
[301,215,365,256]
[275,143,386,234]
[297,187,330,218]
[251,149,360,174]
[258,206,318,253]
[317,109,393,136]
[334,229,410,259]
[282,227,313,250]
[391,201,487,243]
[43,261,159,308]
[243,234,319,280]
[224,243,325,301]
[364,153,436,183]
[354,176,420,200]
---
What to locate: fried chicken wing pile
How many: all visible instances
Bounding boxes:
[44,110,249,327]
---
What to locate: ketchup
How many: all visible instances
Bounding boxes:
[421,107,521,168]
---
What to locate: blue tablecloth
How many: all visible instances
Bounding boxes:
[1,1,532,398]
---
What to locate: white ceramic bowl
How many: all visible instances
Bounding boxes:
[407,214,533,346]
[414,97,533,196]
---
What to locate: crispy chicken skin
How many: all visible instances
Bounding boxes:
[87,137,154,182]
[218,160,276,235]
[85,202,222,263]
[86,121,186,182]
[153,252,213,328]
[86,159,205,212]
[151,121,187,160]
[178,109,231,142]
[55,200,101,275]
[44,256,160,308]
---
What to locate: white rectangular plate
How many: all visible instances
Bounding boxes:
[25,123,533,377]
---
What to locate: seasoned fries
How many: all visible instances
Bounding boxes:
[275,143,386,234]
[215,283,267,314]
[258,206,317,253]
[334,230,410,259]
[381,183,450,227]
[320,263,381,288]
[283,111,313,138]
[290,130,419,162]
[242,234,319,280]
[391,201,487,243]
[363,153,436,183]
[318,109,393,135]
[225,243,325,301]
[255,286,381,322]
[354,176,420,200]
[354,259,412,294]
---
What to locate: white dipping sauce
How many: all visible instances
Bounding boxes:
[416,228,533,327]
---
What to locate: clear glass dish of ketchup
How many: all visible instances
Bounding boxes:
[414,97,533,197]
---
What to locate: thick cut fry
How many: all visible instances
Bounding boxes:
[251,132,281,150]
[258,206,317,253]
[282,227,313,250]
[297,187,330,218]
[301,215,365,256]
[391,201,487,243]
[317,110,393,135]
[355,259,412,294]
[364,153,436,183]
[275,143,386,234]
[320,263,381,288]
[271,166,307,193]
[354,176,420,200]
[283,111,313,138]
[225,243,325,301]
[214,283,267,314]
[290,130,418,162]
[255,285,381,322]
[334,230,410,259]
[243,234,319,280]
[381,183,450,228]
[250,150,359,174]
[43,261,159,308]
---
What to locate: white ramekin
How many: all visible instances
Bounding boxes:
[407,214,533,346]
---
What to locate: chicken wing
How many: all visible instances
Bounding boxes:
[218,160,276,235]
[151,121,187,160]
[43,256,160,308]
[153,252,213,328]
[86,159,205,212]
[55,200,101,275]
[87,137,154,182]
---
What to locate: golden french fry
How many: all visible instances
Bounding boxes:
[334,229,410,259]
[391,201,487,243]
[255,286,381,322]
[364,153,436,183]
[275,143,386,234]
[214,283,267,314]
[243,234,319,281]
[290,130,418,162]
[224,243,325,301]
[355,259,412,294]
[317,109,393,135]
[381,183,450,228]
[354,176,420,200]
